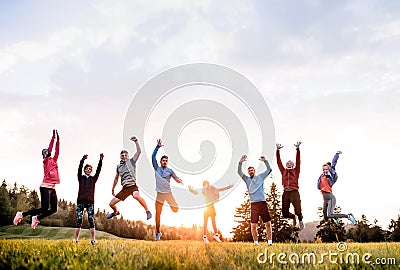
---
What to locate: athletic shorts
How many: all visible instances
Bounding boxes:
[204,205,216,218]
[115,185,139,201]
[250,201,271,223]
[156,192,178,208]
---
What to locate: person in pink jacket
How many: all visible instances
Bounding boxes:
[13,129,61,229]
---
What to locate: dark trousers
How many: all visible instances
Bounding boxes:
[282,190,303,221]
[23,187,58,221]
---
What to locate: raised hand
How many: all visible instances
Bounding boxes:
[157,139,164,147]
[239,155,247,163]
[83,154,88,160]
[259,156,267,162]
[56,130,59,140]
[337,151,342,154]
[188,185,194,190]
[53,129,56,137]
[276,143,283,150]
[130,136,138,142]
[100,153,104,160]
[294,141,302,148]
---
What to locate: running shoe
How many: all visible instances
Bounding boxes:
[212,233,222,242]
[91,240,97,246]
[13,212,23,226]
[106,211,120,219]
[31,215,40,229]
[299,221,305,230]
[348,213,357,225]
[146,211,152,220]
[203,236,210,244]
[155,232,162,241]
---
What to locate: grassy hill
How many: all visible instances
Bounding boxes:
[0,225,118,240]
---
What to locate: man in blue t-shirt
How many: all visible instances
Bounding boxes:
[152,139,183,241]
[238,154,273,246]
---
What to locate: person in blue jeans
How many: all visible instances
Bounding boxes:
[152,139,183,241]
[238,154,273,246]
[317,151,357,225]
[74,153,103,245]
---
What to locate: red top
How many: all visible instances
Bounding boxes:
[41,135,60,185]
[319,175,332,193]
[276,148,300,190]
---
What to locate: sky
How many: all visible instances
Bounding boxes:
[1,0,400,238]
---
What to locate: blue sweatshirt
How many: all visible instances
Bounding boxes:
[237,161,272,203]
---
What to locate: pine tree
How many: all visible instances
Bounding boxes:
[315,218,346,242]
[231,191,253,241]
[388,215,400,241]
[267,182,299,242]
[348,215,386,242]
[0,180,12,226]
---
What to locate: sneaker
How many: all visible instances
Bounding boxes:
[31,215,40,229]
[348,213,357,225]
[203,236,210,244]
[299,221,305,230]
[212,233,222,242]
[334,218,340,224]
[91,240,97,246]
[106,211,120,219]
[73,239,79,243]
[155,232,162,241]
[146,211,152,220]
[254,241,259,246]
[267,240,273,246]
[13,212,23,226]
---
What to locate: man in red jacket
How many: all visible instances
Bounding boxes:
[13,129,61,229]
[276,141,304,230]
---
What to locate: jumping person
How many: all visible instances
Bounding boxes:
[13,129,60,229]
[152,139,183,241]
[238,155,273,246]
[276,142,304,230]
[317,151,357,224]
[188,181,233,244]
[106,136,152,220]
[74,153,103,245]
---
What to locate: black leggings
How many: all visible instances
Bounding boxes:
[23,187,58,221]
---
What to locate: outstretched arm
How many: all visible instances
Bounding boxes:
[276,144,285,173]
[294,142,301,174]
[237,155,247,179]
[94,153,104,181]
[171,171,183,185]
[259,156,272,179]
[54,130,60,161]
[217,184,234,192]
[131,136,141,162]
[152,139,163,170]
[330,151,341,173]
[78,155,87,179]
[188,185,199,195]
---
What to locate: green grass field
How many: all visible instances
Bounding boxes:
[0,226,399,269]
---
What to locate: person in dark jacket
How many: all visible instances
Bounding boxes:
[74,153,103,245]
[276,142,304,230]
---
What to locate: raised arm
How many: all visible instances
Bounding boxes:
[78,154,87,179]
[294,142,301,174]
[54,130,60,161]
[48,129,56,153]
[276,144,285,173]
[259,156,272,179]
[330,151,341,173]
[152,139,163,170]
[93,153,104,181]
[217,184,234,192]
[111,173,119,196]
[237,155,247,179]
[188,185,199,195]
[131,136,141,162]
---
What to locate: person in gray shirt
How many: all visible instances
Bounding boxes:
[106,136,152,221]
[152,139,183,240]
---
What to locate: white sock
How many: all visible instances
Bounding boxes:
[268,240,272,245]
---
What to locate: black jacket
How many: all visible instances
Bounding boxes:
[77,158,102,204]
